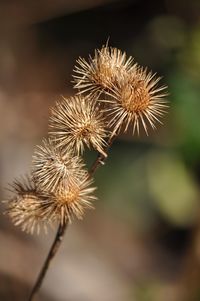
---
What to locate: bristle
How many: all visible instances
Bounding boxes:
[101,67,168,136]
[73,46,136,96]
[37,176,97,225]
[32,138,87,193]
[49,95,107,156]
[6,175,97,233]
[6,177,52,234]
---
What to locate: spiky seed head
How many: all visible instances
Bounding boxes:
[40,176,97,225]
[49,95,107,156]
[6,177,52,234]
[6,174,96,233]
[103,67,168,136]
[32,138,86,193]
[73,46,135,96]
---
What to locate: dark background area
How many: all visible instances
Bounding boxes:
[1,0,200,300]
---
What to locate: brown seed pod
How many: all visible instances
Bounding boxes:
[32,138,87,193]
[102,67,168,136]
[6,177,52,234]
[73,46,135,96]
[49,95,107,156]
[43,176,97,225]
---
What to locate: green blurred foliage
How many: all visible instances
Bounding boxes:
[95,143,199,229]
[135,281,162,301]
[170,72,200,163]
[148,151,199,226]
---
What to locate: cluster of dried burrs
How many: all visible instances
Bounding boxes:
[6,45,168,234]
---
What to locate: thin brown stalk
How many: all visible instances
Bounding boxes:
[28,136,115,301]
[28,222,68,301]
[88,135,115,178]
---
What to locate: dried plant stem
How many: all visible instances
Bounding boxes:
[28,136,115,301]
[89,135,115,178]
[28,222,68,301]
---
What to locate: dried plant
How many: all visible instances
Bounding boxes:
[4,44,168,301]
[103,67,168,136]
[73,46,135,96]
[6,177,51,234]
[74,47,168,136]
[32,138,87,193]
[49,95,107,156]
[42,177,96,225]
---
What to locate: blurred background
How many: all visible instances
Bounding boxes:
[1,0,200,300]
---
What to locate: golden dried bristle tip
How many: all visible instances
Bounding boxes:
[32,138,86,193]
[42,176,97,225]
[49,95,107,156]
[103,66,168,136]
[6,177,51,234]
[73,46,135,96]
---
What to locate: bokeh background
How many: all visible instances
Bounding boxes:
[1,0,200,300]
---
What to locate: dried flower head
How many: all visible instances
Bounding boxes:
[32,138,86,193]
[42,176,96,225]
[6,174,96,233]
[49,95,107,155]
[6,177,51,234]
[73,46,135,96]
[103,67,168,136]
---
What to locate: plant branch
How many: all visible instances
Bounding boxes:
[88,135,115,178]
[28,222,68,301]
[28,135,115,301]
